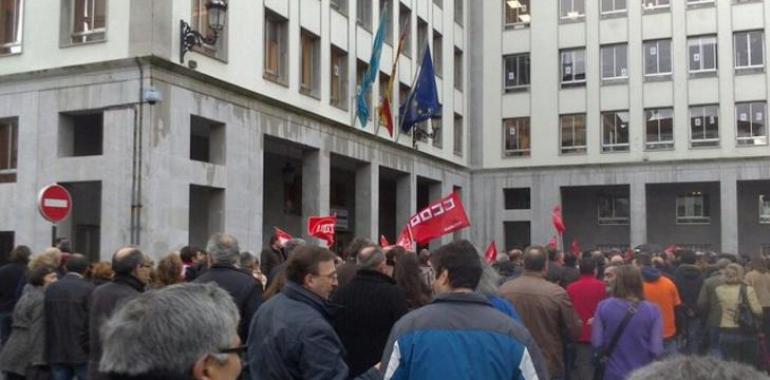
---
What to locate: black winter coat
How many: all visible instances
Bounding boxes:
[260,247,285,279]
[331,269,409,377]
[193,264,262,341]
[0,263,27,313]
[673,264,704,314]
[45,273,95,364]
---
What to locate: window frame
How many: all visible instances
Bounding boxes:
[330,0,348,16]
[601,44,628,80]
[68,0,107,45]
[688,35,718,74]
[0,0,23,55]
[760,194,770,224]
[503,53,530,91]
[735,101,768,146]
[453,113,463,156]
[399,4,412,58]
[503,117,531,157]
[642,0,670,10]
[734,30,765,70]
[503,0,531,28]
[560,48,586,85]
[0,118,18,183]
[601,0,627,15]
[433,30,443,78]
[597,194,630,226]
[264,10,288,84]
[601,110,630,153]
[454,47,463,91]
[644,107,674,150]
[560,0,585,20]
[676,193,710,225]
[356,0,372,31]
[454,0,463,25]
[330,46,349,110]
[559,113,587,155]
[299,29,321,98]
[643,39,672,77]
[689,104,720,148]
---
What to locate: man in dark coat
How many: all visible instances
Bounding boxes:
[673,250,705,354]
[260,234,285,278]
[247,245,380,380]
[194,233,262,342]
[331,246,409,377]
[266,238,306,287]
[88,247,151,380]
[335,238,376,289]
[45,254,94,379]
[0,245,31,346]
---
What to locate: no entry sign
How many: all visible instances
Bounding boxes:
[37,184,72,223]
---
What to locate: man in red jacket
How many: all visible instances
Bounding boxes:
[567,256,607,380]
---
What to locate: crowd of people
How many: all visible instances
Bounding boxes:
[0,234,769,380]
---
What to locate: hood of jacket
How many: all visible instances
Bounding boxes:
[641,266,662,282]
[675,264,702,280]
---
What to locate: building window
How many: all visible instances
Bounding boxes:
[0,118,17,183]
[561,48,586,85]
[688,36,717,73]
[503,54,530,90]
[417,18,428,64]
[734,31,764,70]
[0,0,23,55]
[379,0,392,45]
[643,0,669,10]
[504,188,531,210]
[191,0,227,59]
[503,117,531,157]
[601,111,630,152]
[688,0,713,4]
[432,118,442,148]
[357,0,372,30]
[560,114,586,154]
[601,0,627,15]
[190,115,226,165]
[434,0,442,8]
[736,101,767,146]
[454,0,463,25]
[454,113,463,156]
[504,0,530,27]
[330,0,348,16]
[67,0,106,44]
[356,59,371,120]
[400,4,411,58]
[560,0,585,20]
[597,194,630,225]
[300,30,320,97]
[689,105,719,148]
[676,192,710,224]
[760,194,770,224]
[433,31,443,77]
[264,10,288,84]
[644,39,672,76]
[601,44,628,79]
[645,108,674,150]
[454,47,463,91]
[59,112,103,157]
[330,46,348,110]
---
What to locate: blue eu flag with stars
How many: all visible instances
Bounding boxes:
[399,47,442,133]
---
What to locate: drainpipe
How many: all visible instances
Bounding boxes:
[131,57,145,245]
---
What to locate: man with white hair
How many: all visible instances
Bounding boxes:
[99,282,243,380]
[194,233,262,342]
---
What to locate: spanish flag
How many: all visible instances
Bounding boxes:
[379,24,408,137]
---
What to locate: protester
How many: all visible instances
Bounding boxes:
[0,245,31,346]
[87,261,114,286]
[697,258,730,357]
[500,245,582,380]
[745,256,770,338]
[99,283,243,380]
[260,234,286,279]
[545,246,567,286]
[152,252,185,288]
[379,240,548,380]
[672,250,705,354]
[332,246,409,378]
[492,252,519,281]
[336,238,376,288]
[180,245,207,281]
[638,253,681,357]
[393,252,433,310]
[88,247,152,380]
[592,265,663,380]
[263,271,287,300]
[266,238,306,286]
[0,265,57,380]
[384,246,407,277]
[44,254,94,380]
[417,249,435,289]
[716,263,763,367]
[240,251,268,288]
[566,257,606,380]
[247,245,380,379]
[194,233,262,343]
[477,254,521,322]
[627,354,770,380]
[30,248,63,274]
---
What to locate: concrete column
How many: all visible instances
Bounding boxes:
[532,178,561,246]
[720,176,739,255]
[395,172,416,234]
[302,149,330,244]
[630,181,647,248]
[428,181,443,250]
[355,163,379,241]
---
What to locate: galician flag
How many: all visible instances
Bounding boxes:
[356,6,390,128]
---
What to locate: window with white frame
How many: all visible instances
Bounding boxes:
[330,0,348,15]
[734,31,764,70]
[0,118,17,183]
[264,10,288,84]
[503,117,531,157]
[379,0,392,45]
[300,30,320,97]
[454,47,463,91]
[503,54,530,90]
[433,31,443,77]
[598,194,630,225]
[432,118,442,148]
[0,0,23,55]
[454,113,463,156]
[400,4,411,57]
[560,0,585,20]
[687,0,713,4]
[760,194,770,224]
[601,44,628,79]
[504,0,530,27]
[644,39,672,76]
[357,0,372,30]
[602,111,630,152]
[560,114,586,154]
[454,0,463,25]
[561,48,586,84]
[676,192,710,224]
[689,105,719,148]
[601,0,626,14]
[736,102,767,146]
[643,0,670,10]
[69,0,106,44]
[330,46,348,110]
[688,36,717,73]
[645,108,674,150]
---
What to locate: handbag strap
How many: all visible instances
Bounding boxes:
[603,302,638,359]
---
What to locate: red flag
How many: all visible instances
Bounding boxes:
[570,239,581,256]
[547,236,557,249]
[552,206,566,234]
[307,216,337,248]
[396,225,415,252]
[273,227,293,247]
[408,192,471,244]
[664,245,679,256]
[485,241,498,263]
[380,235,390,247]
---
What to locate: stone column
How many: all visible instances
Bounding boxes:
[355,163,379,241]
[428,181,443,249]
[720,176,738,255]
[395,172,416,236]
[630,181,647,248]
[302,149,330,243]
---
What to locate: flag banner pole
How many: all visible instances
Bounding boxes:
[397,42,428,144]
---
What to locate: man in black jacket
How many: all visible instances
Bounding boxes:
[88,247,152,380]
[673,250,705,354]
[332,246,409,377]
[260,234,285,278]
[45,254,94,380]
[0,245,31,347]
[194,233,262,342]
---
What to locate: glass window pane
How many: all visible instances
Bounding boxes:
[602,47,614,78]
[688,41,700,71]
[574,50,585,80]
[753,103,766,137]
[560,0,571,17]
[93,0,106,29]
[645,42,658,74]
[703,39,716,70]
[750,31,764,66]
[737,103,752,137]
[736,33,749,67]
[601,0,613,12]
[659,40,671,73]
[520,55,530,85]
[616,0,626,9]
[617,45,627,76]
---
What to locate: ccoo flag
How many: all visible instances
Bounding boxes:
[356,6,390,128]
[399,46,442,133]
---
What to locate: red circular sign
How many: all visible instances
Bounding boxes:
[37,184,72,223]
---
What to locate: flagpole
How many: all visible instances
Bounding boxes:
[396,43,428,144]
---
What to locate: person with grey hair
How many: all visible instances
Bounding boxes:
[477,252,523,323]
[194,233,262,343]
[266,238,307,286]
[331,246,409,377]
[99,282,243,380]
[627,355,770,380]
[697,257,731,357]
[240,251,267,289]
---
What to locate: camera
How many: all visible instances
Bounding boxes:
[143,88,161,105]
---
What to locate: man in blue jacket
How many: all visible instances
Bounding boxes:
[380,240,548,380]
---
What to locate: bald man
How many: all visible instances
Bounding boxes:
[87,247,152,380]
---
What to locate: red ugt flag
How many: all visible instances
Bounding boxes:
[307,216,337,248]
[485,241,498,264]
[274,227,293,247]
[409,192,471,244]
[395,225,415,252]
[552,206,566,235]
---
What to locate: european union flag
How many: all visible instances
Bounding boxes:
[399,47,442,133]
